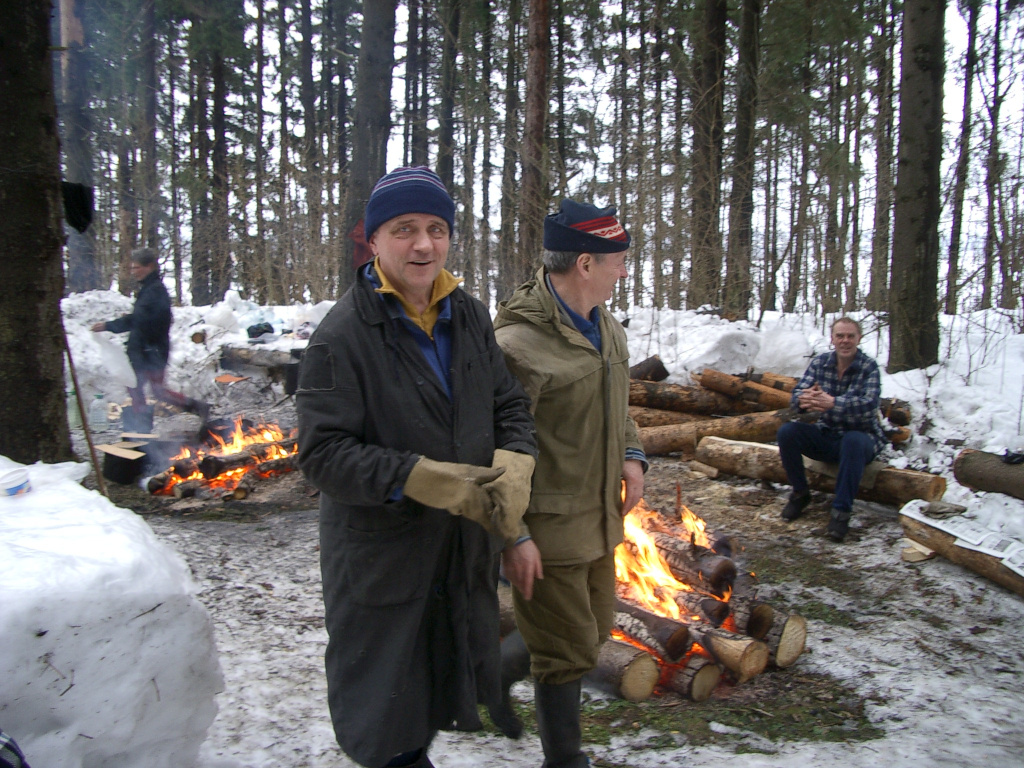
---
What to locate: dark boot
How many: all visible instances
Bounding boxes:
[487,630,532,739]
[535,679,589,768]
[781,489,812,521]
[827,508,851,542]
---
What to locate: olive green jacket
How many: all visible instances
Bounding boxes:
[494,267,642,566]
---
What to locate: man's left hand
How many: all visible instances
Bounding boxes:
[621,459,644,516]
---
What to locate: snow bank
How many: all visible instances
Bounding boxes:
[0,457,223,768]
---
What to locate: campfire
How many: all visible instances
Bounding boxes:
[594,493,807,703]
[144,418,299,501]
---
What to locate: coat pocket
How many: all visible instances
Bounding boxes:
[339,520,433,607]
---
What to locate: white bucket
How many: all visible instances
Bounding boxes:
[1,468,31,496]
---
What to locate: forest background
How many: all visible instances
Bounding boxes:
[0,0,1022,463]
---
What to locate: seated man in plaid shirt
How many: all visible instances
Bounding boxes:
[776,317,887,542]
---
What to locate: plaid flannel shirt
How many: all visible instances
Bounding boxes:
[791,348,887,454]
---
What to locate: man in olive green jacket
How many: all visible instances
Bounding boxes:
[492,200,647,768]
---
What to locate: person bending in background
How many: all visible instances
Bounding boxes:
[776,317,887,542]
[295,167,537,768]
[90,247,210,423]
[491,199,647,768]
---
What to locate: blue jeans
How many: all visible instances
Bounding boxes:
[777,422,876,515]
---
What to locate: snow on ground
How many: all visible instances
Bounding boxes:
[2,289,1023,767]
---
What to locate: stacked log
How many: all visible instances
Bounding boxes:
[587,639,661,702]
[629,380,766,416]
[662,655,721,702]
[695,436,946,506]
[953,448,1024,502]
[639,408,792,457]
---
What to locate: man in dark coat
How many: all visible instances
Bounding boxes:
[296,167,537,768]
[91,248,209,423]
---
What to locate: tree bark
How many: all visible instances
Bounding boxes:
[342,0,397,292]
[945,0,980,314]
[629,407,711,429]
[614,598,691,662]
[953,448,1024,501]
[629,355,670,382]
[517,0,549,290]
[0,0,74,463]
[629,380,766,415]
[888,0,944,372]
[722,0,760,320]
[695,436,947,505]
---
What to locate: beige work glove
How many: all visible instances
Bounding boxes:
[403,457,506,532]
[484,449,536,543]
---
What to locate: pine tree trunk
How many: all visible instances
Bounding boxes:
[888,0,944,372]
[945,0,979,315]
[517,0,549,290]
[0,0,75,463]
[723,0,760,320]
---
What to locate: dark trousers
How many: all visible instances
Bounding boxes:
[128,368,192,411]
[777,422,875,514]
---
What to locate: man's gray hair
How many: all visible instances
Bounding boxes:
[543,250,607,274]
[131,247,159,267]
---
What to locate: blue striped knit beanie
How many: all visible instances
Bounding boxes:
[543,199,631,253]
[364,166,456,242]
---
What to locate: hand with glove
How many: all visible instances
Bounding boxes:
[403,457,505,532]
[483,448,536,543]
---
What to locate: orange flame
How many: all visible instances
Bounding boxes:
[156,417,298,495]
[615,500,688,619]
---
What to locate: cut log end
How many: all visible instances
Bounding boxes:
[590,639,660,702]
[665,655,721,702]
[767,612,807,668]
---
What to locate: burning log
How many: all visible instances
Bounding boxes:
[629,406,711,428]
[586,639,660,702]
[694,436,947,505]
[649,531,737,596]
[728,595,775,640]
[675,590,730,627]
[629,380,766,416]
[953,448,1024,502]
[663,655,721,702]
[639,409,793,457]
[763,609,807,668]
[629,355,670,382]
[172,458,200,478]
[198,439,298,478]
[614,599,691,662]
[224,474,257,501]
[687,624,768,684]
[251,453,300,476]
[173,479,211,500]
[146,469,175,494]
[898,512,1024,598]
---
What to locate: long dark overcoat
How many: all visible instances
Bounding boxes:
[296,269,535,767]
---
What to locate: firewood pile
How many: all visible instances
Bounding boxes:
[581,497,807,703]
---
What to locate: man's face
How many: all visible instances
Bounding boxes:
[369,213,451,303]
[130,261,156,282]
[587,251,629,306]
[831,321,861,362]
